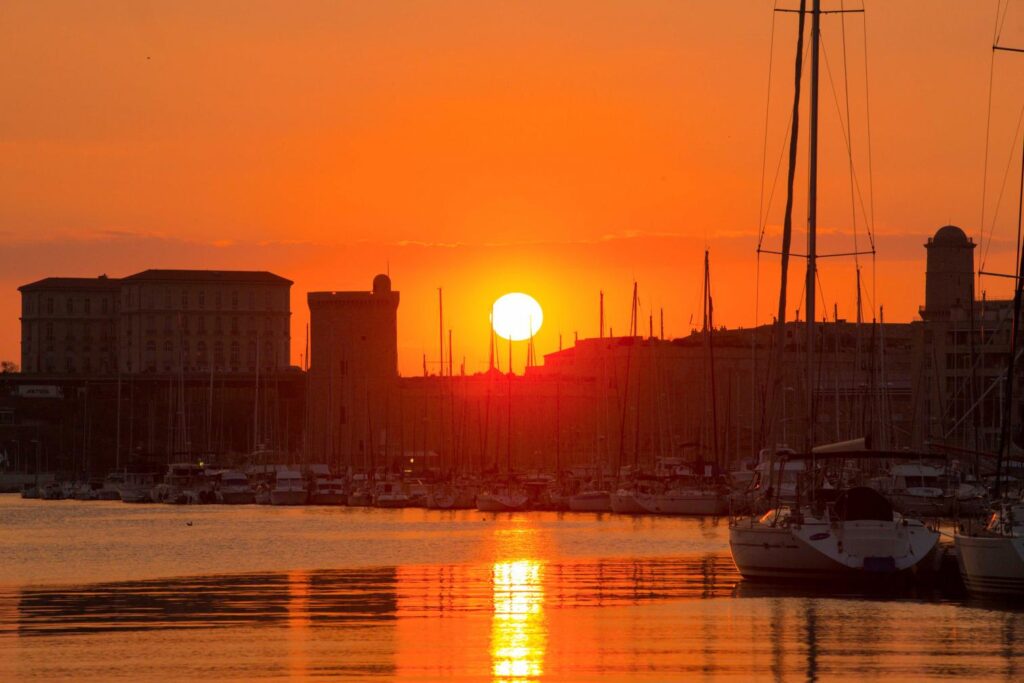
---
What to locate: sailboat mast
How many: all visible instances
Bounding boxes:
[994,134,1024,497]
[805,0,821,450]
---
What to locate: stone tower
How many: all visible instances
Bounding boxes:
[307,275,400,465]
[922,225,975,320]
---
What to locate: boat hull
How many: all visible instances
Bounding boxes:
[270,490,308,506]
[220,490,256,505]
[310,492,347,506]
[730,517,939,580]
[476,493,528,512]
[119,487,151,504]
[636,492,727,516]
[955,534,1024,595]
[568,492,612,512]
[610,491,646,514]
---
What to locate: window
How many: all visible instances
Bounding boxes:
[65,357,74,372]
[230,341,240,368]
[248,292,255,310]
[215,316,223,333]
[198,316,206,333]
[101,298,108,314]
[198,291,205,309]
[66,298,74,315]
[231,291,238,309]
[84,298,91,315]
[164,290,172,309]
[197,341,208,365]
[45,322,53,341]
[231,317,238,334]
[46,297,53,315]
[182,291,189,309]
[214,341,224,368]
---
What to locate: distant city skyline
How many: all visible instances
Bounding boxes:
[2,1,1023,375]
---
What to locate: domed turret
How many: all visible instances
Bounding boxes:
[923,225,974,319]
[372,273,392,295]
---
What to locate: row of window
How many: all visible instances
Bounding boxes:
[25,295,116,317]
[123,286,285,312]
[125,314,288,336]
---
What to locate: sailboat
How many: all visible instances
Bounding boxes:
[954,30,1024,597]
[728,0,939,580]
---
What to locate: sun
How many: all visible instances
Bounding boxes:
[491,293,543,341]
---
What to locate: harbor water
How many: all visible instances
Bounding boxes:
[1,495,1022,682]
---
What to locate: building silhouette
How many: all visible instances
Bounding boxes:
[307,275,399,466]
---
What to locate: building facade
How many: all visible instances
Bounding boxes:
[19,276,121,375]
[119,270,292,374]
[18,269,292,376]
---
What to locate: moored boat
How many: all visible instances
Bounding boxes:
[270,468,308,505]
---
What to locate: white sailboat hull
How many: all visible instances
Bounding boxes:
[637,491,727,516]
[730,515,939,580]
[610,491,646,514]
[955,534,1024,595]
[568,491,612,512]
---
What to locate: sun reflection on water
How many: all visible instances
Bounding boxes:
[491,560,546,682]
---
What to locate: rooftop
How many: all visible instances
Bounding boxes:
[121,269,292,285]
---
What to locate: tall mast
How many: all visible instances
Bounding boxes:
[600,290,605,338]
[995,132,1024,497]
[438,288,444,377]
[805,0,821,450]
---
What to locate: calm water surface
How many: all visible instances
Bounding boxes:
[1,495,1022,682]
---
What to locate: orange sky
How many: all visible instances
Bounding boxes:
[2,1,1024,375]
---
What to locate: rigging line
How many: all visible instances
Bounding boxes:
[759,37,814,248]
[839,0,860,268]
[820,36,877,252]
[758,1,780,248]
[860,2,877,240]
[759,104,797,248]
[996,0,1012,45]
[980,3,999,280]
[980,98,1024,274]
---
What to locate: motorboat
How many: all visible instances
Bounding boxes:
[374,480,414,508]
[98,471,124,500]
[310,470,347,506]
[347,473,373,506]
[729,486,939,581]
[120,466,158,504]
[270,468,308,505]
[870,463,950,518]
[151,463,213,504]
[218,470,255,504]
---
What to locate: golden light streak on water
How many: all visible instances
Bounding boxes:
[490,560,546,682]
[285,570,311,681]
